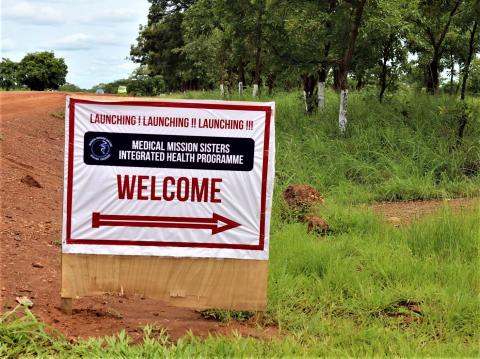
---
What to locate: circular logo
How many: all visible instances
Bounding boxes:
[89,136,112,161]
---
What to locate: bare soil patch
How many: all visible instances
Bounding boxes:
[372,197,479,225]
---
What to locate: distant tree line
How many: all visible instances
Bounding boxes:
[129,0,479,132]
[91,66,167,96]
[0,52,67,91]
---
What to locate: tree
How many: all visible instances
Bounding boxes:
[17,52,67,91]
[269,0,337,112]
[128,66,166,96]
[59,83,83,92]
[407,0,463,95]
[457,1,479,101]
[335,0,368,132]
[456,0,479,142]
[183,0,271,96]
[181,0,232,94]
[130,0,198,92]
[467,57,480,94]
[0,58,18,90]
[352,0,408,101]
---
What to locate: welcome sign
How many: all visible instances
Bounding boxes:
[62,97,275,261]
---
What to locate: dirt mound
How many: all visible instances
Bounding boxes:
[304,215,329,234]
[284,184,324,214]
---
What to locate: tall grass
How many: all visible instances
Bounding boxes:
[267,202,479,356]
[175,89,480,203]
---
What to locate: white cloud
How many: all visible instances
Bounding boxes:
[3,2,64,25]
[1,38,15,52]
[0,0,151,88]
[118,62,137,71]
[81,9,141,24]
[55,32,122,51]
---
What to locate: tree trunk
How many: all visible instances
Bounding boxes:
[332,68,340,91]
[460,21,477,101]
[253,46,261,97]
[238,59,245,95]
[379,55,388,102]
[457,20,478,143]
[317,67,327,109]
[356,75,363,90]
[424,0,461,95]
[238,60,246,86]
[426,55,440,95]
[449,54,455,95]
[336,0,367,133]
[338,65,349,132]
[252,1,264,98]
[303,74,316,113]
[267,73,274,95]
[220,83,224,96]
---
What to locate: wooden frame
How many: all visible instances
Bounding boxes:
[61,254,268,313]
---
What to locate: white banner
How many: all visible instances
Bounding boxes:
[62,97,275,260]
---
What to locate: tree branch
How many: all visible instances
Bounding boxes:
[437,0,462,55]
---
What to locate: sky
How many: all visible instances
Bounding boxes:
[1,0,150,88]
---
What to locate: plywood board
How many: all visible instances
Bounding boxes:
[62,254,268,310]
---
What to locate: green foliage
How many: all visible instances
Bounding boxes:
[200,309,254,323]
[468,58,480,94]
[127,66,166,96]
[0,58,18,90]
[267,204,479,357]
[17,51,68,91]
[0,305,69,357]
[173,90,480,203]
[59,83,84,92]
[91,69,167,96]
[128,0,478,101]
[130,0,198,91]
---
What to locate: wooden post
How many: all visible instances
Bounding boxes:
[61,254,268,311]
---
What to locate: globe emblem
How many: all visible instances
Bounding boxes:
[89,137,112,161]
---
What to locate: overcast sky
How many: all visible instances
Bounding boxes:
[1,0,150,88]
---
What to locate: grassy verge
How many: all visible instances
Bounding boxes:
[1,204,479,357]
[174,90,480,203]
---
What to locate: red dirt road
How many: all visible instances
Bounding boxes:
[0,92,275,341]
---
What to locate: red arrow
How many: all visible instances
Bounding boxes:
[92,212,240,235]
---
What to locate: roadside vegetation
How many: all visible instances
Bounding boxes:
[177,90,480,204]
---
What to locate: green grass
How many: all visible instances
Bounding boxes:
[174,89,480,203]
[1,90,479,357]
